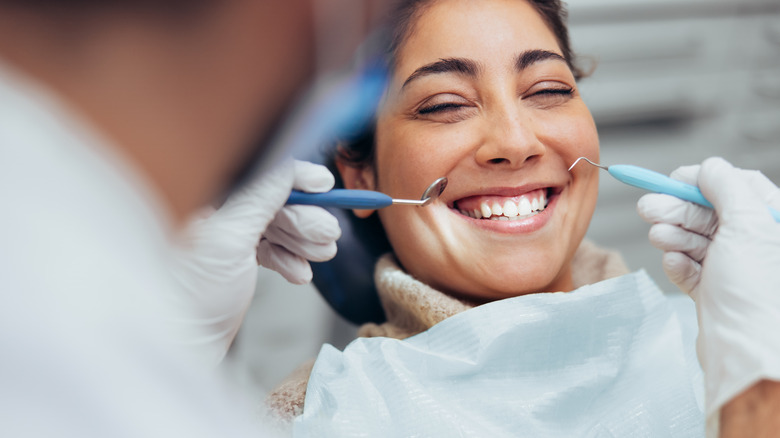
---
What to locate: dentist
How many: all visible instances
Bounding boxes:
[0,0,381,436]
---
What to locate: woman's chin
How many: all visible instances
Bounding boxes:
[432,263,573,303]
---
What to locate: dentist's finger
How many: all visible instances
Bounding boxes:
[256,240,313,285]
[293,160,335,193]
[263,225,338,262]
[661,251,702,297]
[648,223,710,263]
[669,164,700,185]
[271,205,342,244]
[698,157,776,226]
[637,193,718,237]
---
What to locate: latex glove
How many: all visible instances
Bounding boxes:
[637,157,780,431]
[171,159,341,365]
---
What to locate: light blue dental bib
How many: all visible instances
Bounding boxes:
[295,271,704,437]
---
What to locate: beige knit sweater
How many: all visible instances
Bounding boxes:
[265,239,629,423]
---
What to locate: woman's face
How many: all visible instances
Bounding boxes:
[345,0,600,302]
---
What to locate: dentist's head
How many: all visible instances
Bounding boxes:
[0,0,385,224]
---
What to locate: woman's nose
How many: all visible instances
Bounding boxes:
[474,107,545,168]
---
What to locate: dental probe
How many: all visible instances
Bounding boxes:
[287,177,448,209]
[568,157,780,223]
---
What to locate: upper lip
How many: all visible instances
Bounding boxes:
[445,181,566,209]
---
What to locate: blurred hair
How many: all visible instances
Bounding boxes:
[328,0,584,256]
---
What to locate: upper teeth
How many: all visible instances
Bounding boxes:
[459,192,548,220]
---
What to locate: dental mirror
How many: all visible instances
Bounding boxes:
[287,177,448,209]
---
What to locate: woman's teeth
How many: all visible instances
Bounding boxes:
[458,192,548,220]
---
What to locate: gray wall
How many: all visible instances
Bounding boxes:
[570,0,780,293]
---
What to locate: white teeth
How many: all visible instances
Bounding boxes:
[518,197,532,216]
[481,203,492,218]
[459,191,550,220]
[503,200,518,217]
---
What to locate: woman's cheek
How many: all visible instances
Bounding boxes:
[383,127,471,188]
[537,114,598,162]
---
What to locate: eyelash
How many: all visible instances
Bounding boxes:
[416,87,574,116]
[529,88,573,99]
[417,102,465,115]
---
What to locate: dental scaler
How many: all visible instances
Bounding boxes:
[287,177,448,209]
[568,157,780,223]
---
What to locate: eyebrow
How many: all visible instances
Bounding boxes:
[401,49,567,89]
[402,58,480,89]
[515,49,566,71]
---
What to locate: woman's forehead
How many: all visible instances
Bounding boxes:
[393,0,562,79]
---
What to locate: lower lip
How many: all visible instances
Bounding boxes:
[452,192,559,234]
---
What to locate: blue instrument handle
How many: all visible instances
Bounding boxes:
[608,164,780,223]
[287,189,393,209]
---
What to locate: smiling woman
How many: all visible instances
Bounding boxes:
[338,0,601,302]
[266,0,702,433]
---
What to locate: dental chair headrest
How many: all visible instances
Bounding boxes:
[311,207,387,325]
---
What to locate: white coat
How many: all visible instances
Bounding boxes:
[0,62,276,437]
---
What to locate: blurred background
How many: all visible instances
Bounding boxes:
[226,0,780,402]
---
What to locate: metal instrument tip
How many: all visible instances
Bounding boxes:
[568,157,607,172]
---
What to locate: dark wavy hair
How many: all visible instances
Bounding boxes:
[329,0,583,258]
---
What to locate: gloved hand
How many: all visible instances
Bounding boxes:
[171,159,341,365]
[636,157,780,432]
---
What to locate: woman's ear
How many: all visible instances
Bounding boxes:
[335,158,377,219]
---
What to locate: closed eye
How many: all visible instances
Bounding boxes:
[524,87,574,108]
[418,102,465,114]
[529,88,573,98]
